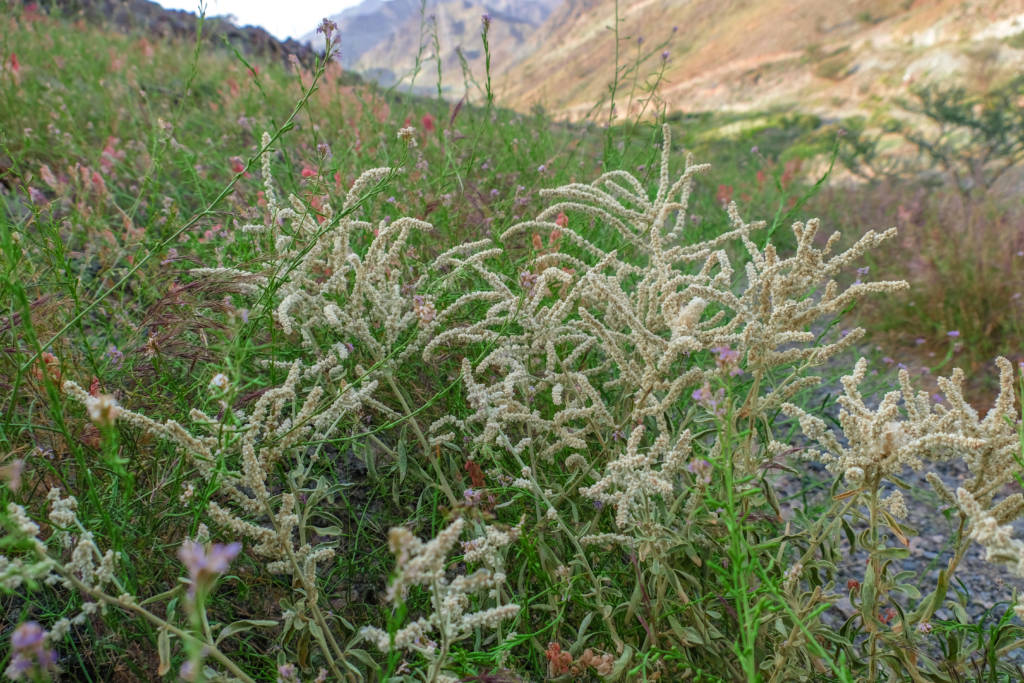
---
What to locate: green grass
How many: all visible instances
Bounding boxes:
[2,4,1024,682]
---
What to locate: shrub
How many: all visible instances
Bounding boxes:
[5,8,1024,683]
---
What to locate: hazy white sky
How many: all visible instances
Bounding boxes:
[154,0,364,41]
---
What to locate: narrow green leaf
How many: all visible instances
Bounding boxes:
[215,619,279,646]
[157,628,171,677]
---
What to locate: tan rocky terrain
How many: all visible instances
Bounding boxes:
[319,0,1024,120]
[499,0,1024,120]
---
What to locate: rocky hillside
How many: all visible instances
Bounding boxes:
[312,0,1024,120]
[43,0,1024,121]
[498,0,1024,120]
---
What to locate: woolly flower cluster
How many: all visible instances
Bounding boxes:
[781,353,1024,604]
[1,489,122,679]
[781,356,1020,503]
[206,133,450,435]
[359,518,520,679]
[65,361,339,588]
[427,124,907,507]
[579,425,691,535]
[957,487,1024,620]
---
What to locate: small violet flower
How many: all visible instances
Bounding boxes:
[710,345,742,376]
[178,540,241,597]
[105,344,124,368]
[5,621,57,681]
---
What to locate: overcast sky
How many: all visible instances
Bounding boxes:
[153,0,364,41]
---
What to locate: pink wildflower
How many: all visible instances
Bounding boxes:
[5,621,57,681]
[178,540,241,597]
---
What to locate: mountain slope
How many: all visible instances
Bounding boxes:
[304,0,560,97]
[308,0,1024,120]
[497,0,1024,120]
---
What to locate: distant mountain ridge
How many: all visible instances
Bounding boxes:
[309,0,1024,122]
[301,0,561,97]
[497,0,1024,121]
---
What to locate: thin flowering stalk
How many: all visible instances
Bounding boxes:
[386,375,458,507]
[267,495,350,681]
[481,13,494,111]
[44,557,256,683]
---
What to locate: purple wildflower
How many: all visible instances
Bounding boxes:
[5,621,57,681]
[105,344,124,369]
[278,663,300,683]
[687,459,713,485]
[11,623,45,651]
[28,187,46,205]
[316,18,338,37]
[692,381,726,416]
[178,540,241,597]
[711,345,743,376]
[160,248,178,265]
[947,330,960,338]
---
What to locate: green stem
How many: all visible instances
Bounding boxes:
[866,480,881,683]
[56,570,255,683]
[386,374,458,507]
[268,498,349,681]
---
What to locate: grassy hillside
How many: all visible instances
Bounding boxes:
[2,3,1024,682]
